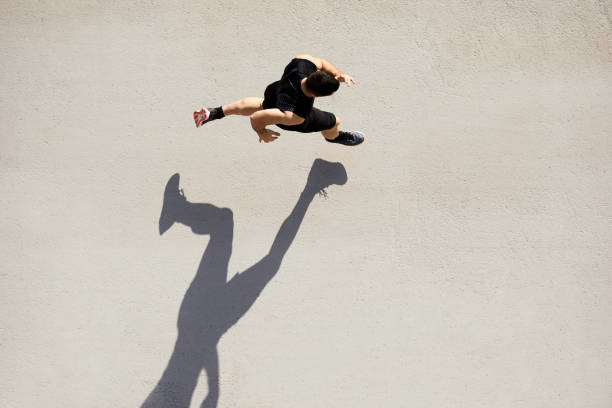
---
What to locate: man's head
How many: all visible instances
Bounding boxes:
[305,71,339,97]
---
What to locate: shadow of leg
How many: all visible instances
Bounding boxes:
[141,343,202,408]
[143,174,233,408]
[200,348,219,408]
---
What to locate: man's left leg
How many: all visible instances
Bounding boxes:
[195,97,263,128]
[222,97,264,116]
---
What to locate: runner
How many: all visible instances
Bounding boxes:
[194,54,365,146]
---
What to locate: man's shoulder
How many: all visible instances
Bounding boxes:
[294,54,322,70]
[280,58,315,84]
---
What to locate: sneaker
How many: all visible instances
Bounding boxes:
[325,130,365,146]
[159,173,187,234]
[194,108,210,128]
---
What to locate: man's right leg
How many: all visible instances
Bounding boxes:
[318,114,364,146]
[322,116,365,146]
[194,97,263,127]
[321,117,341,140]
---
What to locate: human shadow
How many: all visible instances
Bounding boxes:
[142,158,348,408]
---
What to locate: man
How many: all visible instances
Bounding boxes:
[194,54,365,146]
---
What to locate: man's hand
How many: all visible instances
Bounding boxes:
[335,73,356,86]
[257,128,280,143]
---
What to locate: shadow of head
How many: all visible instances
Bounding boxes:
[305,158,348,193]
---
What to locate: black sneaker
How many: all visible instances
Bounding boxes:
[325,130,365,146]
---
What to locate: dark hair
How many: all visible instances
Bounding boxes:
[305,71,339,96]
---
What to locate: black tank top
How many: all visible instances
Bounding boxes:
[276,58,318,118]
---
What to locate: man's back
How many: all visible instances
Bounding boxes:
[275,58,318,118]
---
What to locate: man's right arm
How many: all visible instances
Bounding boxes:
[294,54,355,86]
[250,109,305,132]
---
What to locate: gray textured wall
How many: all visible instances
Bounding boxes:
[2,1,611,407]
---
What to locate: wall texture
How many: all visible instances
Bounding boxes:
[1,1,611,407]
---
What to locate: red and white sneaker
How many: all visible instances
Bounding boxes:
[193,108,210,128]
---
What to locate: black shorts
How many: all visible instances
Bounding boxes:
[263,82,337,133]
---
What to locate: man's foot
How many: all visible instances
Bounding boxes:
[194,106,225,128]
[159,173,187,234]
[194,108,210,128]
[305,159,348,196]
[325,130,365,146]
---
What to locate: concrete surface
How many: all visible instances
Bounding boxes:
[1,1,611,407]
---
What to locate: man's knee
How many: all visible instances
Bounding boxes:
[324,117,339,133]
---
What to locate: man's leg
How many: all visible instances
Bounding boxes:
[322,116,365,146]
[321,116,340,140]
[195,97,263,127]
[222,97,264,116]
[304,108,363,146]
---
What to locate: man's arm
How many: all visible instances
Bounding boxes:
[294,54,355,86]
[250,108,304,131]
[250,109,305,143]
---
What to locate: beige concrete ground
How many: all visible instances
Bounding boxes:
[2,1,611,407]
